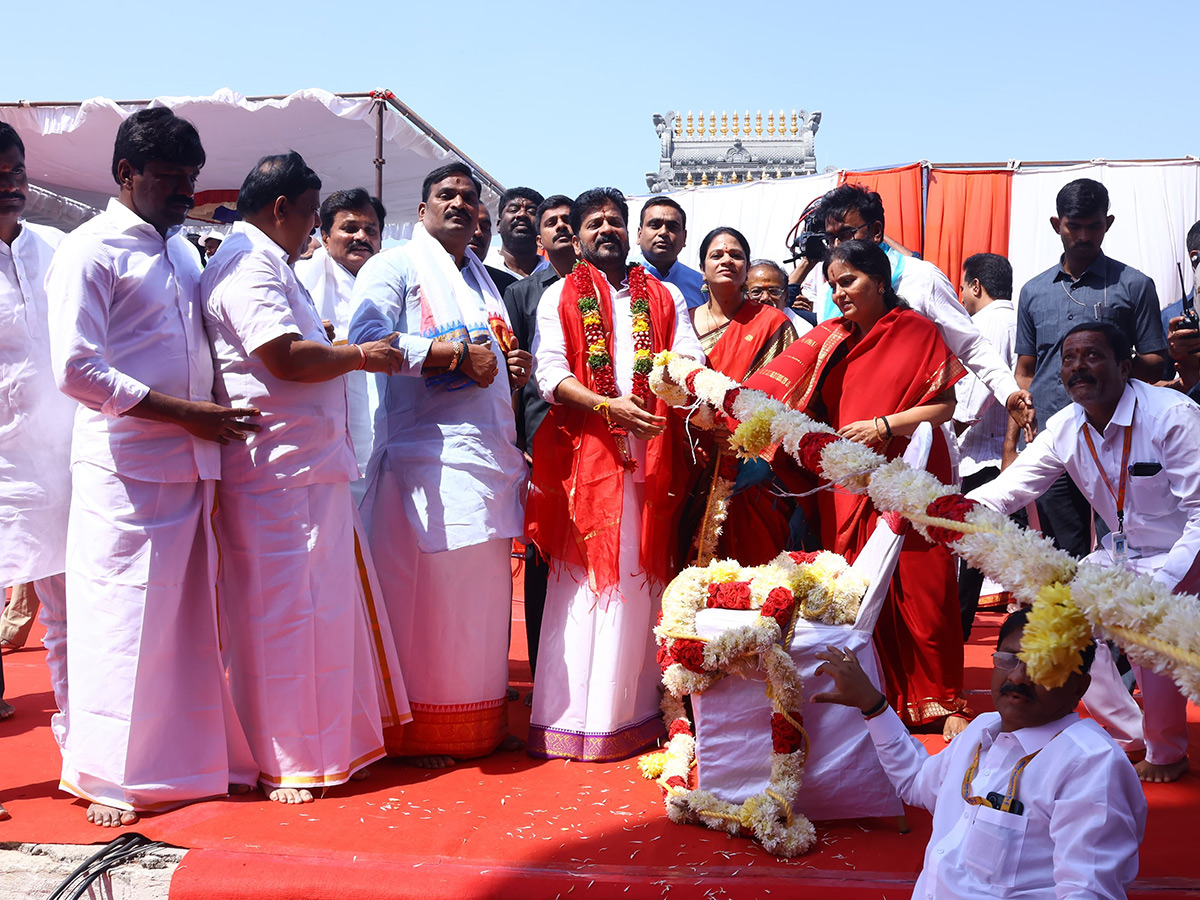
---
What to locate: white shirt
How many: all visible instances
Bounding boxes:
[866,708,1145,899]
[0,221,77,582]
[201,222,358,493]
[347,243,527,553]
[969,379,1200,591]
[955,300,1017,477]
[532,269,703,480]
[47,198,219,483]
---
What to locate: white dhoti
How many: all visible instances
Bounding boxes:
[1081,547,1191,765]
[61,464,258,811]
[216,482,409,789]
[528,474,665,762]
[363,466,510,758]
[32,573,68,747]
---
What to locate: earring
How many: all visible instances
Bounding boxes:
[701,281,709,295]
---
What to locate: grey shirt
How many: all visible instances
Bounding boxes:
[1016,252,1165,420]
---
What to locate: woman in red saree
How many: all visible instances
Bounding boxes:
[684,227,797,566]
[743,240,969,735]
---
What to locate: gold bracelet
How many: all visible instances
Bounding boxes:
[593,400,612,424]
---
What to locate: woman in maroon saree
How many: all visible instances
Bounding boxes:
[684,227,796,566]
[742,240,969,734]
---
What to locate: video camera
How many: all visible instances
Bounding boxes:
[785,198,828,264]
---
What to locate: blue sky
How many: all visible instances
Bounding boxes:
[6,0,1196,199]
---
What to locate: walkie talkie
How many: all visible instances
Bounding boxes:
[1180,262,1199,330]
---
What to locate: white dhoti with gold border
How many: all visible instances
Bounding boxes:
[60,463,258,811]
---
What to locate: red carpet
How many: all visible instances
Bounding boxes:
[2,571,1198,899]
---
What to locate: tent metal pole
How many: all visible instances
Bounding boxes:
[374,98,385,202]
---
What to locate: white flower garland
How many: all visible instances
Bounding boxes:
[651,352,1200,700]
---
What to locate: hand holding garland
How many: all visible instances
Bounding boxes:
[553,377,667,440]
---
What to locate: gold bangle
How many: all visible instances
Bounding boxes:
[593,400,612,424]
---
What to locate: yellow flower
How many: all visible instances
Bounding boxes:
[632,319,651,332]
[732,408,777,457]
[583,313,602,326]
[638,751,667,779]
[1020,582,1091,688]
[588,341,607,354]
[707,559,743,583]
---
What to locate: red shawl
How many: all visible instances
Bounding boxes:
[526,262,687,596]
[704,301,795,382]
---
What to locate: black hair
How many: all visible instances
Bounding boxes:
[319,188,386,236]
[639,195,686,230]
[962,252,1013,301]
[569,187,629,235]
[998,608,1097,675]
[536,194,573,229]
[0,123,24,158]
[421,162,481,203]
[1187,220,1200,254]
[111,108,205,184]
[236,151,322,217]
[1056,178,1110,219]
[698,226,751,263]
[1062,320,1134,363]
[818,182,885,232]
[822,240,907,311]
[749,258,788,281]
[500,186,544,211]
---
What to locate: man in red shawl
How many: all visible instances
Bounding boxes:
[526,187,703,761]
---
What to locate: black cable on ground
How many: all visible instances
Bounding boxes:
[45,831,169,900]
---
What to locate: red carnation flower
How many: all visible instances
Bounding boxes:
[665,775,687,789]
[761,587,796,630]
[797,432,840,476]
[672,638,709,673]
[656,642,672,672]
[706,581,752,610]
[788,551,819,566]
[924,494,981,545]
[722,388,741,418]
[669,718,692,738]
[770,712,805,755]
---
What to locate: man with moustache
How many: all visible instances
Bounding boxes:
[970,322,1197,783]
[348,162,530,768]
[0,123,75,743]
[47,108,261,826]
[295,188,387,495]
[493,187,547,279]
[527,187,702,761]
[814,608,1146,899]
[502,194,575,682]
[633,196,705,308]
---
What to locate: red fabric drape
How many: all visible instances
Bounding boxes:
[924,169,1012,295]
[839,164,924,255]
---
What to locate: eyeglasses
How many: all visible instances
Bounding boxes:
[826,223,872,245]
[747,287,787,300]
[992,651,1025,671]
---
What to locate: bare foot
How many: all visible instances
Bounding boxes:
[263,784,314,804]
[942,714,970,743]
[506,686,520,702]
[227,783,253,795]
[0,700,13,720]
[349,767,371,782]
[0,802,9,821]
[1136,757,1190,783]
[404,755,456,769]
[523,692,533,708]
[86,803,138,827]
[499,734,525,752]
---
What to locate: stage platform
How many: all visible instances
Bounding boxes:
[2,583,1198,899]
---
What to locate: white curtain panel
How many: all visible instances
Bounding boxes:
[1009,160,1200,311]
[627,172,838,270]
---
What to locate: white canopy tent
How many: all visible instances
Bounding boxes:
[0,88,503,238]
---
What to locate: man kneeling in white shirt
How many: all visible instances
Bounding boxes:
[969,321,1197,783]
[815,610,1146,900]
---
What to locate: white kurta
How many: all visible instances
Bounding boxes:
[348,242,526,757]
[202,223,408,787]
[47,199,256,811]
[526,272,703,761]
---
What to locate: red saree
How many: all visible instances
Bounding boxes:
[743,309,969,725]
[687,301,797,565]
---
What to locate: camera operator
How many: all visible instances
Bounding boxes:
[1166,220,1200,398]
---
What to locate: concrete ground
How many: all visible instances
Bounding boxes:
[0,842,181,899]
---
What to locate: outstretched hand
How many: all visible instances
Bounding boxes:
[811,645,887,713]
[1005,390,1037,443]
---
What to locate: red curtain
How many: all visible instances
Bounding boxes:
[924,169,1012,294]
[839,164,924,256]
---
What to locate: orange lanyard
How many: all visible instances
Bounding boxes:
[1082,421,1132,534]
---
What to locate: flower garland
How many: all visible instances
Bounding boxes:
[650,352,1200,699]
[627,264,655,407]
[640,551,868,857]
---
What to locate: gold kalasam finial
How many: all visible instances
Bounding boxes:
[776,167,782,179]
[674,112,682,137]
[715,171,724,185]
[741,110,749,135]
[686,111,694,137]
[790,110,798,136]
[755,109,762,136]
[745,169,752,182]
[701,172,709,186]
[767,110,775,136]
[686,171,694,187]
[697,111,705,136]
[709,111,717,136]
[779,109,785,135]
[762,168,770,180]
[722,110,729,136]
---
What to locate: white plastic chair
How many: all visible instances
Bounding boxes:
[692,423,934,821]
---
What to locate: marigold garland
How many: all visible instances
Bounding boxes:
[650,352,1200,700]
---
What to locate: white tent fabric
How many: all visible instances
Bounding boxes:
[0,89,500,238]
[627,172,837,269]
[1009,160,1200,311]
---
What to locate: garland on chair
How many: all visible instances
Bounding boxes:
[650,352,1200,699]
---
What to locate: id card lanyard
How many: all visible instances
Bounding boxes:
[1082,419,1133,564]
